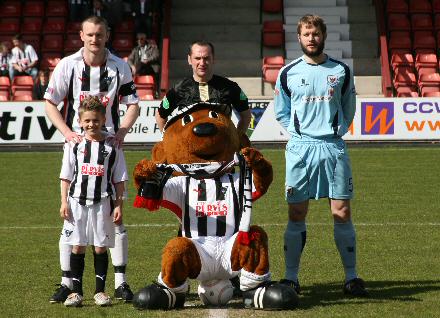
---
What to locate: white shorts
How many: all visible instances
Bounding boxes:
[193,233,239,282]
[60,197,115,248]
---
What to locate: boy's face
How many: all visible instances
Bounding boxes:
[78,110,105,139]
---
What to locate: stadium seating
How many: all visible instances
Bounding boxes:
[45,1,68,17]
[22,1,45,17]
[434,0,440,14]
[418,72,440,92]
[43,17,66,34]
[262,0,283,13]
[41,34,64,53]
[409,0,432,14]
[0,1,22,18]
[423,90,440,96]
[40,53,62,71]
[116,19,135,35]
[262,20,284,47]
[66,21,82,35]
[0,18,20,35]
[11,76,34,95]
[21,17,43,35]
[386,0,408,14]
[413,32,436,52]
[12,94,33,101]
[415,52,438,71]
[387,14,411,32]
[0,76,11,90]
[411,14,433,31]
[396,86,419,97]
[262,56,284,84]
[64,34,82,55]
[137,88,155,100]
[0,90,10,101]
[391,52,415,70]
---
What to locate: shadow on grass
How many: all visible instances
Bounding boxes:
[297,280,440,309]
[182,280,440,310]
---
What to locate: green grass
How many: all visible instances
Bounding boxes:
[1,147,440,317]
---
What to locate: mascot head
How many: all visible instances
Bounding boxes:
[152,102,248,164]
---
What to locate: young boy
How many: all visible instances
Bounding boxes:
[59,96,128,307]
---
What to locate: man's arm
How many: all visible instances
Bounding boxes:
[60,179,71,220]
[155,111,167,133]
[115,102,140,146]
[45,99,81,143]
[237,109,251,136]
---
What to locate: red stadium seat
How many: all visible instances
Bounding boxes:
[22,34,41,53]
[434,14,440,31]
[23,1,44,17]
[112,35,134,53]
[0,18,20,35]
[41,34,63,53]
[0,1,21,17]
[263,0,283,13]
[388,33,412,52]
[391,52,415,70]
[11,76,34,94]
[43,17,66,34]
[66,21,82,35]
[0,76,11,90]
[396,86,419,97]
[40,53,62,71]
[64,34,83,54]
[393,69,417,89]
[387,14,411,32]
[262,56,285,84]
[411,14,434,31]
[418,72,440,93]
[417,67,437,80]
[409,0,432,14]
[0,90,10,101]
[413,32,436,52]
[434,0,440,14]
[423,90,440,96]
[134,75,155,89]
[21,17,43,35]
[262,20,284,47]
[415,52,438,70]
[45,1,68,17]
[116,19,135,34]
[12,94,33,101]
[386,0,408,14]
[137,88,155,100]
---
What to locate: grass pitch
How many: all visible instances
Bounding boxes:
[1,146,440,317]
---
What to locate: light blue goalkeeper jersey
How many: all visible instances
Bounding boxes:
[274,55,356,139]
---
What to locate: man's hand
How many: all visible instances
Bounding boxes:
[60,202,70,220]
[113,127,128,148]
[64,130,82,144]
[113,207,122,225]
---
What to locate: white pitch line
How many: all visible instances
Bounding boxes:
[2,222,440,230]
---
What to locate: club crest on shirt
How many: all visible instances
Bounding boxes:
[327,75,339,87]
[103,76,113,86]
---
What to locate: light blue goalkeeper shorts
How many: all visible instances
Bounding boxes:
[285,136,354,203]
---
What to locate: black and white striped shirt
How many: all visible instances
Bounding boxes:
[161,173,256,239]
[44,48,139,134]
[60,134,128,206]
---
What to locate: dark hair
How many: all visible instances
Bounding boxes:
[12,34,23,41]
[188,41,215,57]
[297,14,327,35]
[78,96,106,117]
[81,15,109,32]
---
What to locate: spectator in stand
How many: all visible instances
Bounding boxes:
[68,0,91,23]
[127,33,160,80]
[130,0,155,37]
[33,69,50,100]
[101,0,123,29]
[0,42,12,78]
[10,34,39,82]
[91,0,112,22]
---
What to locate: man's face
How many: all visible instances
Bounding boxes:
[80,21,109,55]
[137,34,147,46]
[188,44,214,82]
[12,39,22,49]
[298,24,326,57]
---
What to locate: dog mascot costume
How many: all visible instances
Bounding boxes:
[132,102,298,310]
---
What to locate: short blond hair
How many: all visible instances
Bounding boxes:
[297,14,327,35]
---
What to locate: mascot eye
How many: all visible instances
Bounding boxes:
[182,114,194,126]
[209,111,219,119]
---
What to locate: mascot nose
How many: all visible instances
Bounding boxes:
[193,123,218,136]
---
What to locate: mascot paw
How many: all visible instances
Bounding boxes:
[242,281,299,310]
[133,159,158,189]
[133,283,186,310]
[241,147,264,169]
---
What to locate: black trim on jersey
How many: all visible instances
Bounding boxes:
[229,174,241,234]
[66,69,75,130]
[106,146,116,196]
[78,140,92,206]
[69,143,80,197]
[81,64,91,92]
[215,177,227,237]
[112,68,121,132]
[332,111,339,136]
[183,177,191,238]
[293,111,301,136]
[280,60,301,98]
[93,140,105,204]
[119,80,135,96]
[329,58,350,96]
[100,66,109,92]
[197,179,207,236]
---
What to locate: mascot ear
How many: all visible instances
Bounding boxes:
[152,141,167,163]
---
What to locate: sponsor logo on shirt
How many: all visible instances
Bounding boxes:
[79,92,110,107]
[81,163,105,176]
[195,202,228,217]
[301,95,333,102]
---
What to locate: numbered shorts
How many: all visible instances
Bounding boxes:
[285,137,354,203]
[60,197,115,248]
[192,234,239,282]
